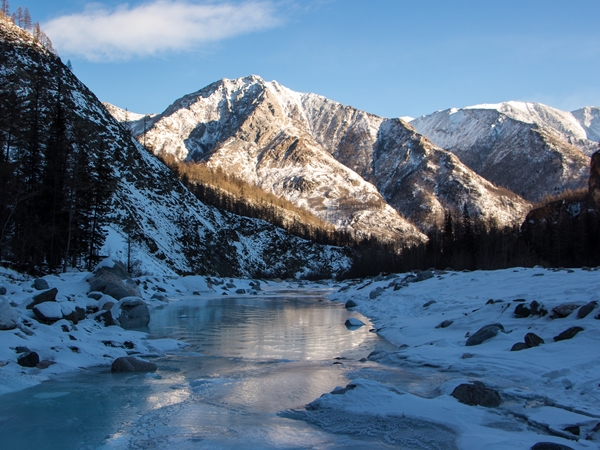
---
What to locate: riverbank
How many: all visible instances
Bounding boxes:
[0,265,301,396]
[325,267,600,449]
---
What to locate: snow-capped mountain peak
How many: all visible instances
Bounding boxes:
[411,101,597,202]
[115,76,531,241]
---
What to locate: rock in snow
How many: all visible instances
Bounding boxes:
[553,327,584,342]
[116,297,150,329]
[111,356,157,373]
[465,323,504,346]
[450,381,502,407]
[32,279,49,290]
[344,318,364,328]
[0,297,18,330]
[17,351,40,368]
[27,288,58,310]
[32,302,63,323]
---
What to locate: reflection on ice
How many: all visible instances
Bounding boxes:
[149,295,375,361]
[0,293,405,449]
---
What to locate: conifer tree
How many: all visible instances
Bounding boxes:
[14,5,21,27]
[1,0,9,16]
[23,6,31,30]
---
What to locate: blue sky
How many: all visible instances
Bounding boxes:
[15,0,600,118]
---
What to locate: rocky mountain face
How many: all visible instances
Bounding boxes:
[572,106,600,142]
[0,18,351,278]
[411,102,597,202]
[129,76,530,237]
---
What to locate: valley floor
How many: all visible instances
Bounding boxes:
[0,265,599,449]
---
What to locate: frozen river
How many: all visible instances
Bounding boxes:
[0,290,455,449]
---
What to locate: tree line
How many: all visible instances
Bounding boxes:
[0,42,115,273]
[157,153,360,248]
[348,196,600,278]
[1,2,54,52]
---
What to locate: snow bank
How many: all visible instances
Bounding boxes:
[326,267,600,449]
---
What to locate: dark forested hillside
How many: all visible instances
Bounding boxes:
[0,13,115,271]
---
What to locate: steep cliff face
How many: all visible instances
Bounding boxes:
[132,76,530,237]
[411,102,595,202]
[0,18,351,278]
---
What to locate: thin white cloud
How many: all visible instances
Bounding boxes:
[44,1,282,61]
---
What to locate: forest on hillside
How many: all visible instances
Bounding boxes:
[156,147,600,279]
[0,12,115,273]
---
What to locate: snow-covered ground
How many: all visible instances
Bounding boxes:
[326,267,600,449]
[2,265,599,449]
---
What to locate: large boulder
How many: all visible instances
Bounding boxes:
[88,261,141,301]
[0,296,19,330]
[466,323,504,346]
[33,302,63,323]
[33,278,49,290]
[451,381,501,407]
[553,327,584,342]
[17,351,40,368]
[530,443,574,450]
[116,297,150,329]
[551,303,582,319]
[111,356,157,372]
[26,288,58,309]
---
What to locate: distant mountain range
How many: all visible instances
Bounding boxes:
[411,102,599,201]
[114,76,537,242]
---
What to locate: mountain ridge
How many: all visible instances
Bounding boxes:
[124,75,530,240]
[410,101,596,202]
